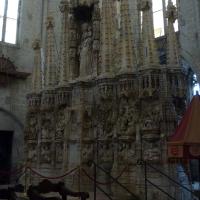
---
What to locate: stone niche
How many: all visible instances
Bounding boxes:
[73,4,94,22]
[74,3,94,77]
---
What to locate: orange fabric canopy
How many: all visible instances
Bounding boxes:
[168,95,200,159]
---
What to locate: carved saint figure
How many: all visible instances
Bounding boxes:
[28,144,37,163]
[55,143,63,163]
[40,144,51,164]
[56,111,65,139]
[41,113,54,139]
[79,23,93,78]
[26,116,38,140]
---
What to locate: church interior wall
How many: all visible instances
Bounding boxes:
[0,0,44,72]
[0,110,24,179]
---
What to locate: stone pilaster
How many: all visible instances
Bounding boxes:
[139,0,159,67]
[45,16,57,88]
[59,0,70,85]
[92,1,101,76]
[166,0,179,66]
[100,0,117,76]
[68,5,77,80]
[32,39,42,93]
[120,0,136,73]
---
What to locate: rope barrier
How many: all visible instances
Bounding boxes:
[27,166,79,180]
[81,165,128,186]
[0,164,128,183]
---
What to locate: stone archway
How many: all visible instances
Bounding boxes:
[0,108,24,184]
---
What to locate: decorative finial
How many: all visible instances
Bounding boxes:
[32,39,40,50]
[166,1,179,65]
[166,0,178,23]
[46,16,54,29]
[31,39,42,93]
[139,0,152,11]
[59,0,69,13]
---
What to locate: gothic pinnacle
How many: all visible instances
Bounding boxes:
[32,39,42,93]
[100,0,116,76]
[45,16,57,88]
[166,0,179,66]
[120,0,136,73]
[139,0,159,67]
[59,0,70,85]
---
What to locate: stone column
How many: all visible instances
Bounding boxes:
[32,39,42,93]
[166,0,179,66]
[139,0,159,68]
[59,0,70,85]
[44,16,57,88]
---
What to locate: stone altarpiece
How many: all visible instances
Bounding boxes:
[25,0,192,199]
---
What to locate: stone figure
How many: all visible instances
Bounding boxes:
[28,144,37,163]
[82,110,92,138]
[141,104,161,131]
[126,107,137,137]
[81,144,93,166]
[117,142,136,165]
[99,143,114,165]
[116,97,137,137]
[97,99,116,138]
[55,143,63,163]
[56,111,65,139]
[40,143,51,164]
[41,113,54,139]
[26,116,39,140]
[143,139,161,162]
[79,23,93,78]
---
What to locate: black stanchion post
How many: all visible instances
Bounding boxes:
[145,161,148,200]
[94,162,97,200]
[199,159,200,200]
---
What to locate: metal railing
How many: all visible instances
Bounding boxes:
[92,162,140,200]
[140,160,197,200]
